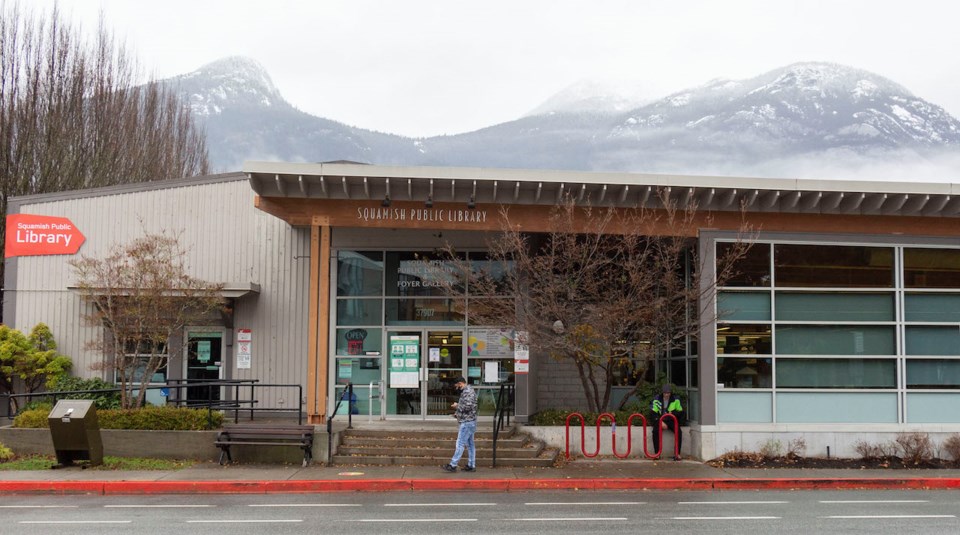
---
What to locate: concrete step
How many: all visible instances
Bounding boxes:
[341,426,516,441]
[332,425,558,468]
[330,454,558,468]
[336,444,543,459]
[340,436,527,449]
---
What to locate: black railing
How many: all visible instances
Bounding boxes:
[491,382,514,468]
[327,382,355,464]
[3,380,305,427]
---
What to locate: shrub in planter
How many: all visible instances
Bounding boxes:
[48,376,123,409]
[531,408,670,426]
[14,406,223,430]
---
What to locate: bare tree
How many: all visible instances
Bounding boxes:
[69,233,223,409]
[458,190,754,413]
[1,2,209,320]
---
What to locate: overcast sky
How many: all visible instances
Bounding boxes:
[31,0,960,138]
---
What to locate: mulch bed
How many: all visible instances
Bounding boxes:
[707,451,960,469]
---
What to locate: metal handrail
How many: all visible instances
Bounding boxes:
[491,382,514,468]
[326,382,354,464]
[3,380,304,426]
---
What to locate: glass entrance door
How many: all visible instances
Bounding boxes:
[385,329,464,418]
[185,331,223,405]
[425,331,464,416]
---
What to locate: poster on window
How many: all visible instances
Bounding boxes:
[389,334,420,388]
[467,328,514,357]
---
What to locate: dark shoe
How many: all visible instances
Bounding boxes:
[442,464,457,472]
[673,455,682,461]
[463,466,476,472]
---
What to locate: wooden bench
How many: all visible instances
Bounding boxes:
[215,424,315,467]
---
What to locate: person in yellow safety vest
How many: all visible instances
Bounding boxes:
[651,383,683,461]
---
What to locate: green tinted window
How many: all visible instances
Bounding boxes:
[718,292,771,321]
[905,326,960,356]
[776,358,896,388]
[905,294,960,322]
[775,292,894,321]
[907,359,960,389]
[775,325,895,355]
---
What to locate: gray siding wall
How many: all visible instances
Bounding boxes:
[7,178,310,409]
[536,354,590,412]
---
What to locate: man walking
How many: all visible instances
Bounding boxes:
[442,376,477,472]
[651,383,683,460]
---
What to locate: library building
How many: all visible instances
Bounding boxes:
[6,160,960,459]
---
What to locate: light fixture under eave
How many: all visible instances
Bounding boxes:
[467,194,476,210]
[425,195,433,208]
[382,195,391,207]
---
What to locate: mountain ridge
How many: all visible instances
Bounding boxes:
[164,57,960,180]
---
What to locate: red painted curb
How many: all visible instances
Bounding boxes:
[1,478,960,495]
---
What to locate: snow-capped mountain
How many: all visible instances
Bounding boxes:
[162,57,420,170]
[167,58,960,180]
[613,63,958,150]
[524,78,661,116]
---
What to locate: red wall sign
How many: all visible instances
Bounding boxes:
[5,214,86,258]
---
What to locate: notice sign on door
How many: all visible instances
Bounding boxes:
[197,340,212,363]
[389,334,420,388]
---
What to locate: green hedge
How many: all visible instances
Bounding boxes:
[530,408,659,426]
[45,376,123,409]
[0,443,12,461]
[13,406,223,430]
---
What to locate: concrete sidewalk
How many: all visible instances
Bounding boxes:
[3,459,960,494]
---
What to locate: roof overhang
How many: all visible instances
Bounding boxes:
[244,161,960,219]
[68,282,261,299]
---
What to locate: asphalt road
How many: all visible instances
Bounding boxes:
[2,490,959,534]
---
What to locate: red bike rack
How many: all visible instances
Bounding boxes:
[565,412,680,460]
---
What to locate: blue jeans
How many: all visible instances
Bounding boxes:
[449,420,477,468]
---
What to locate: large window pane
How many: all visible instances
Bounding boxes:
[905,294,960,322]
[905,326,960,356]
[907,359,960,389]
[775,325,895,355]
[774,244,894,288]
[775,292,894,321]
[335,328,384,356]
[717,357,772,388]
[718,242,770,287]
[776,358,896,388]
[670,359,687,387]
[385,298,465,326]
[467,298,514,325]
[336,251,383,296]
[468,252,515,296]
[336,299,382,326]
[385,251,465,297]
[717,324,772,354]
[718,292,770,321]
[334,357,382,386]
[904,248,960,288]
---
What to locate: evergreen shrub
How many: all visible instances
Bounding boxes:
[13,406,223,430]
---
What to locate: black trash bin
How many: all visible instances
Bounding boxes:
[48,400,103,467]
